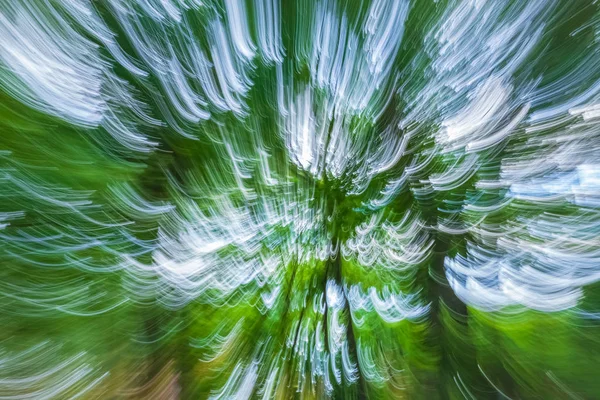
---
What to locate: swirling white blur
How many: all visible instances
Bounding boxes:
[1,0,600,398]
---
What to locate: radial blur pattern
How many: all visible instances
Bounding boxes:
[2,0,600,398]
